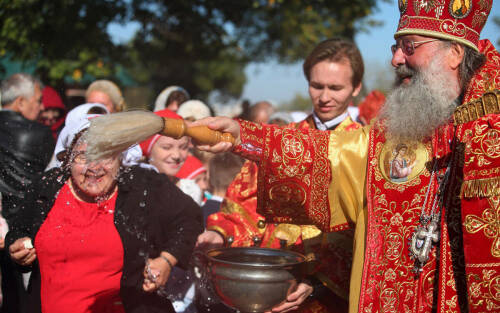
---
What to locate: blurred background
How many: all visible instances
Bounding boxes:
[1,0,499,114]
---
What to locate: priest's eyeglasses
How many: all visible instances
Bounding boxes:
[391,39,439,56]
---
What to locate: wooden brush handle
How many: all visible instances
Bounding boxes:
[161,117,235,145]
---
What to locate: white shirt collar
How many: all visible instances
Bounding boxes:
[210,195,224,202]
[312,111,349,131]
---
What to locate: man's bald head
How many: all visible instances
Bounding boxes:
[250,101,274,124]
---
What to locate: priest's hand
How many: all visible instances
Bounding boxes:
[143,252,176,292]
[196,230,224,250]
[9,237,37,266]
[189,117,241,153]
[265,282,313,313]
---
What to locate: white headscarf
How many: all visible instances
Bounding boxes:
[153,86,189,112]
[49,103,143,168]
[177,99,211,120]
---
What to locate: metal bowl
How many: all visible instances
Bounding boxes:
[204,247,306,313]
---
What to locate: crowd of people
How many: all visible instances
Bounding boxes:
[0,48,381,313]
[0,0,498,312]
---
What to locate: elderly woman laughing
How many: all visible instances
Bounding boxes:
[5,117,203,313]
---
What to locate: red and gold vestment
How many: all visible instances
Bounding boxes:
[232,40,500,313]
[207,116,360,312]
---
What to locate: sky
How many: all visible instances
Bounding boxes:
[109,1,500,104]
[240,1,500,104]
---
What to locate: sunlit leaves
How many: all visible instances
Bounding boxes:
[1,0,381,100]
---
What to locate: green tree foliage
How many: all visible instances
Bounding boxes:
[130,0,379,100]
[1,0,380,100]
[0,0,127,88]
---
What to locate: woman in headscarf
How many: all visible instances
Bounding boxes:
[5,116,203,313]
[153,86,189,113]
[38,86,67,140]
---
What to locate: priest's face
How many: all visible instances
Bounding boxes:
[308,59,362,123]
[381,38,460,142]
[390,35,442,85]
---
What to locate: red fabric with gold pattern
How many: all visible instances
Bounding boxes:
[210,117,359,313]
[461,114,500,194]
[461,196,500,312]
[233,41,500,312]
[207,119,316,247]
[357,39,500,313]
[463,40,500,103]
[359,122,464,313]
[395,0,492,51]
[206,160,264,247]
[453,40,500,312]
[234,120,332,230]
[210,116,359,247]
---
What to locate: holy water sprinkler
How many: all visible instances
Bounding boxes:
[85,111,235,161]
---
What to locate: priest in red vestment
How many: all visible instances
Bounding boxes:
[194,0,500,312]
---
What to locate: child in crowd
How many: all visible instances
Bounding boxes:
[201,153,244,227]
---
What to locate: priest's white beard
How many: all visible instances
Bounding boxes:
[380,57,459,142]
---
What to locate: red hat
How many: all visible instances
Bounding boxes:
[358,90,386,125]
[176,155,206,179]
[42,86,65,110]
[395,0,492,51]
[139,109,182,157]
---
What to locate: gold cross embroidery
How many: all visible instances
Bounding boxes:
[464,197,500,258]
[283,137,303,157]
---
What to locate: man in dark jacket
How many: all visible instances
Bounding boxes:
[0,73,54,313]
[0,73,54,222]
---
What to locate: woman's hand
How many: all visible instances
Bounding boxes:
[265,282,313,313]
[195,230,224,250]
[142,252,177,292]
[9,237,37,266]
[189,117,241,153]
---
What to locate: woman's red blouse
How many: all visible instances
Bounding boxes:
[35,182,125,313]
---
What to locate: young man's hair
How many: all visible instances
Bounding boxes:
[208,153,245,193]
[303,37,364,88]
[166,90,189,106]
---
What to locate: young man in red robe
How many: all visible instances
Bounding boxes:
[194,0,500,312]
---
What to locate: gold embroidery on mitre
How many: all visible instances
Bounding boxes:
[454,89,500,125]
[464,197,500,258]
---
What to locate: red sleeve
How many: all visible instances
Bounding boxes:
[233,120,334,232]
